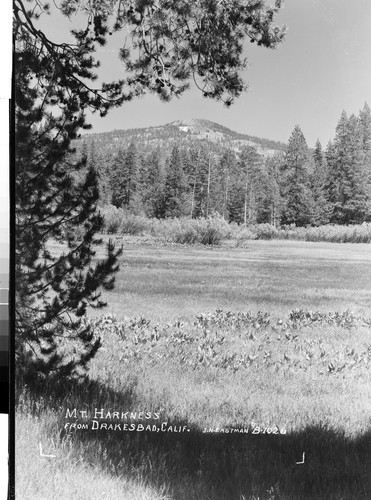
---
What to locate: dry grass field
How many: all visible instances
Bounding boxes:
[93,238,371,321]
[16,238,371,499]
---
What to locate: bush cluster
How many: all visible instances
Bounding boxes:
[100,205,371,245]
[236,223,371,245]
[100,207,231,245]
[278,223,371,243]
[100,206,150,235]
[149,214,231,245]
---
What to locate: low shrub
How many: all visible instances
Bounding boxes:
[172,221,199,245]
[254,223,279,240]
[234,224,279,246]
[278,223,371,243]
[119,214,150,235]
[197,215,231,245]
[150,214,231,246]
[234,228,256,247]
[100,204,371,245]
[100,206,149,235]
[100,205,122,234]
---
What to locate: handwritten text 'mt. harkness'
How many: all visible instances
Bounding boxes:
[64,408,191,433]
[65,408,162,420]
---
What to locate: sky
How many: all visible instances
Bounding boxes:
[32,0,371,147]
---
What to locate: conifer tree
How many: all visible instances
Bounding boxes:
[359,103,371,158]
[324,140,337,217]
[358,102,371,218]
[111,142,139,211]
[328,111,368,223]
[280,125,314,226]
[310,140,330,225]
[235,146,265,226]
[186,144,216,218]
[15,0,285,109]
[141,147,165,218]
[187,145,202,219]
[187,145,204,219]
[15,46,121,379]
[95,145,115,207]
[345,114,369,222]
[79,141,113,206]
[264,152,285,226]
[161,145,188,218]
[212,150,236,221]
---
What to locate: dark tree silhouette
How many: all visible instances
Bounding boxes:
[15,43,122,378]
[327,111,368,224]
[280,125,314,226]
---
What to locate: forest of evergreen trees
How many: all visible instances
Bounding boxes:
[81,103,371,227]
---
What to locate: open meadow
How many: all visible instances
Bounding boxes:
[92,238,371,321]
[16,239,371,499]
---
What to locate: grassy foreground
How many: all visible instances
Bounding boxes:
[16,239,371,499]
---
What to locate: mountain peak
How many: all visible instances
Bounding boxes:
[82,119,286,157]
[166,118,243,141]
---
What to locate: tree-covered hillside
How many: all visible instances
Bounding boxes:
[78,118,287,158]
[76,105,371,227]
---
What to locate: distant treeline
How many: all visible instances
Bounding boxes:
[77,103,371,227]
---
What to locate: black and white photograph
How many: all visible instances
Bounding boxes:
[13,0,371,499]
